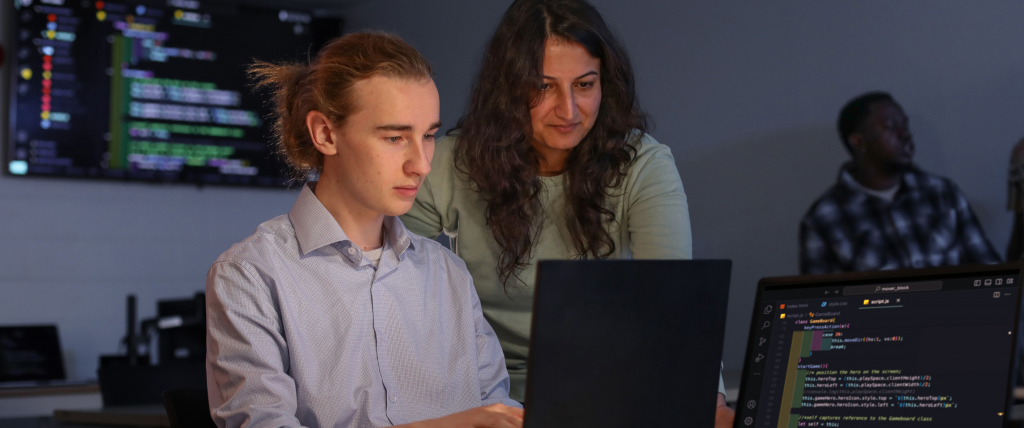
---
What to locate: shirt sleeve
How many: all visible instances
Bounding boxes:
[206,260,307,428]
[625,143,692,260]
[800,216,842,275]
[951,186,1001,264]
[464,268,522,408]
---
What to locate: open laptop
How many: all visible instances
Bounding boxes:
[733,263,1023,428]
[0,325,73,387]
[523,259,732,427]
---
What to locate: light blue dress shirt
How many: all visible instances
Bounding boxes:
[206,183,518,428]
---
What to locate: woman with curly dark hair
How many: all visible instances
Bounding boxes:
[402,0,731,422]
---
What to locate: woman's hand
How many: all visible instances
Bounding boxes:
[402,403,524,428]
[715,393,735,428]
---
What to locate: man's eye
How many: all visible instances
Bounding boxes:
[424,134,435,141]
[387,136,402,143]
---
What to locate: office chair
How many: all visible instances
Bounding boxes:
[162,388,218,428]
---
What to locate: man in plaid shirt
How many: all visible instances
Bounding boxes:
[800,92,1000,274]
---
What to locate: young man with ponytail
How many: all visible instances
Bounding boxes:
[205,33,522,428]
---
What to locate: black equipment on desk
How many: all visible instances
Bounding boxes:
[98,293,206,406]
[155,293,207,364]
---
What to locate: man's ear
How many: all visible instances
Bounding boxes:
[847,133,866,156]
[306,110,339,156]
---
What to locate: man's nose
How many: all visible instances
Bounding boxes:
[900,128,913,142]
[405,138,431,177]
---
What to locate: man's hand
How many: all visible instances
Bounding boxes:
[715,393,735,428]
[403,404,523,428]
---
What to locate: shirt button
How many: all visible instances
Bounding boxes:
[390,395,397,403]
[347,248,356,255]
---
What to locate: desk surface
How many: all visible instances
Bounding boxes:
[0,416,153,428]
[0,384,99,399]
[5,402,1024,427]
[54,406,169,427]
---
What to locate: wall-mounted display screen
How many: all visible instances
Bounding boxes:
[6,0,340,186]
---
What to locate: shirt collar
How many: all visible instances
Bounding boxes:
[289,182,348,256]
[840,169,900,202]
[835,163,921,199]
[288,182,417,258]
[383,215,416,256]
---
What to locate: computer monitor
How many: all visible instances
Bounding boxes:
[6,0,341,186]
[734,264,1023,428]
[0,325,66,384]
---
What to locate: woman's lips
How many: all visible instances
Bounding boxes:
[550,123,579,133]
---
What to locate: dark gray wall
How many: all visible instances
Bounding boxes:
[0,179,298,378]
[342,0,1024,372]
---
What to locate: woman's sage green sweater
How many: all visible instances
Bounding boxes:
[401,133,725,401]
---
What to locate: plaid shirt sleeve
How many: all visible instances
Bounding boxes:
[950,185,1001,265]
[800,214,842,275]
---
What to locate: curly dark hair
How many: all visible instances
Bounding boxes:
[454,0,648,290]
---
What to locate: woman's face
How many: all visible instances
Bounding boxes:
[529,38,602,172]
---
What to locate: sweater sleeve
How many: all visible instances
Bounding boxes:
[402,176,444,239]
[401,137,457,240]
[625,137,724,397]
[625,138,693,260]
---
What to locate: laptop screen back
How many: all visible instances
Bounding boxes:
[525,259,732,428]
[734,264,1022,428]
[0,325,66,383]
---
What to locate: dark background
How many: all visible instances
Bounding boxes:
[1,0,1022,383]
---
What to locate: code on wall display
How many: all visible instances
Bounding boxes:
[6,0,339,186]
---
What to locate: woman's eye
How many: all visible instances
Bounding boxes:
[540,83,552,91]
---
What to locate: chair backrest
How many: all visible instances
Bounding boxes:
[162,388,218,428]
